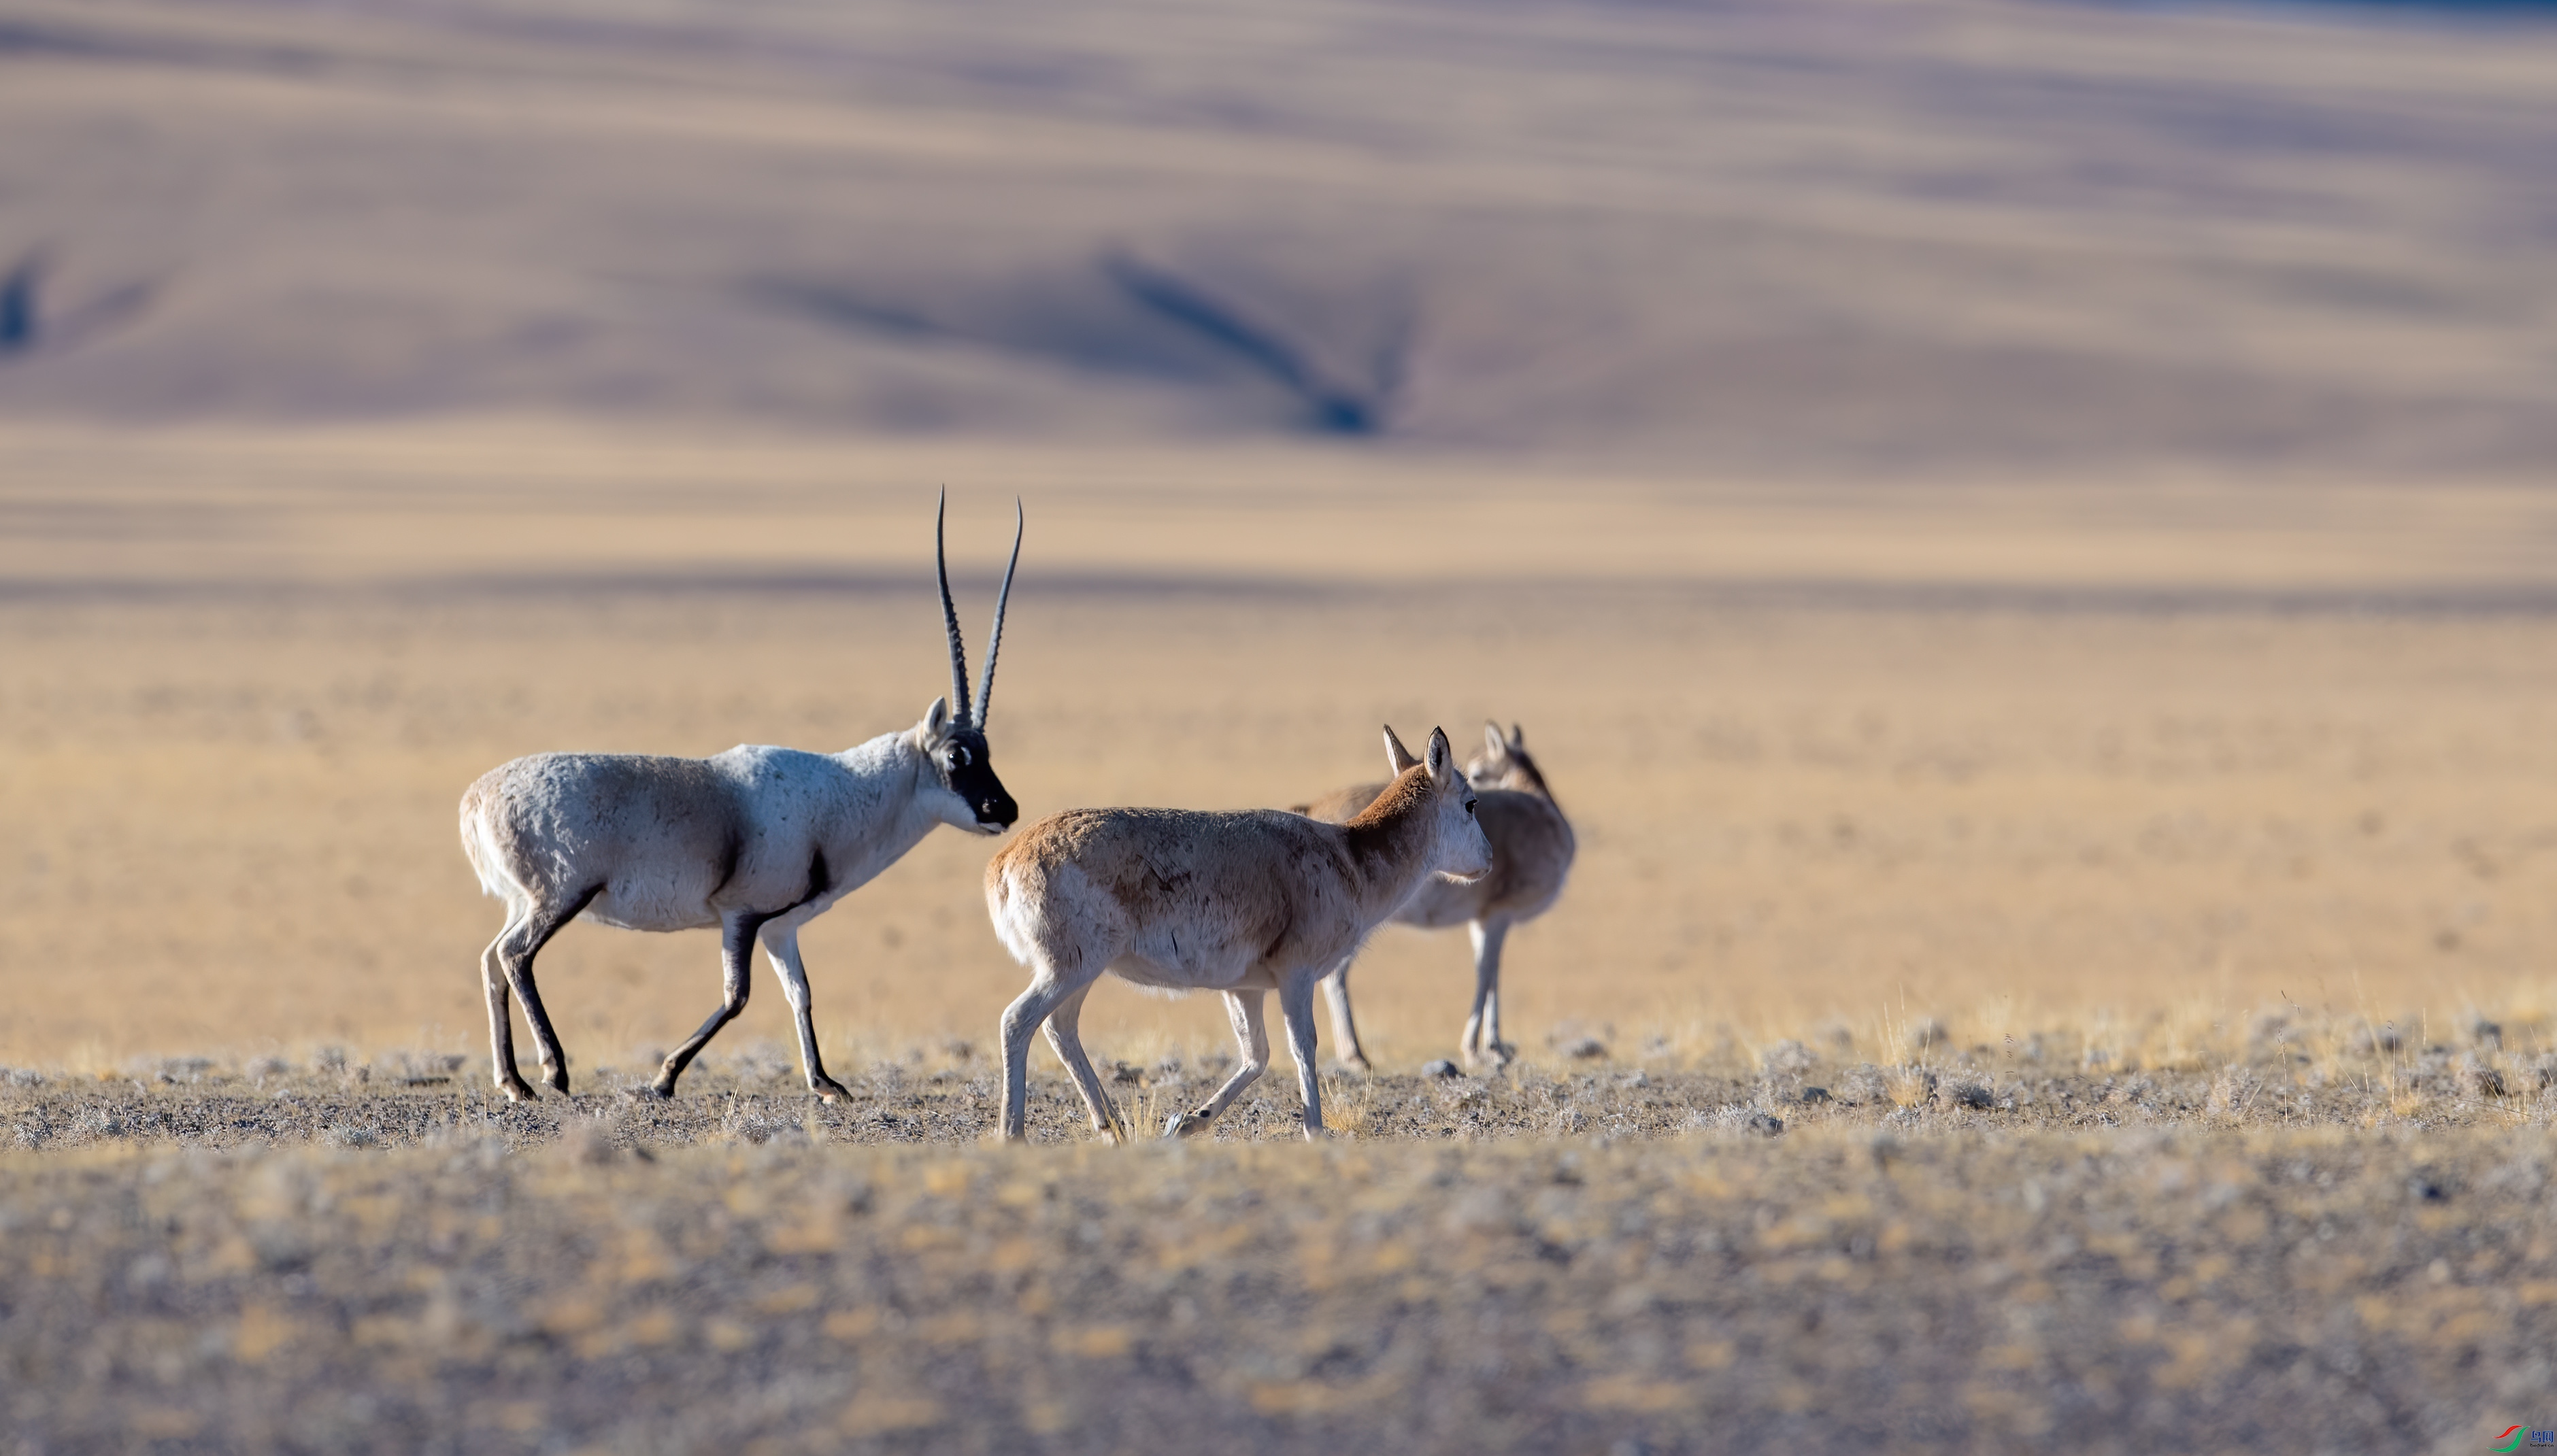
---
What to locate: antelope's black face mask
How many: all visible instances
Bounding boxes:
[936,727,1018,832]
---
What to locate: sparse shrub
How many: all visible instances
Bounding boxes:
[2351,1021,2405,1056]
[1539,1018,1614,1062]
[1939,1081,1994,1111]
[2458,1056,2507,1098]
[1888,1068,1938,1108]
[1760,1040,1818,1076]
[1837,1064,1890,1106]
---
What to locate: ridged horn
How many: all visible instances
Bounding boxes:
[936,488,971,725]
[972,498,1024,728]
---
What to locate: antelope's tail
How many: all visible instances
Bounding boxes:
[457,782,514,900]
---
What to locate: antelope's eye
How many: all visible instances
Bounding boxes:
[1464,798,1477,816]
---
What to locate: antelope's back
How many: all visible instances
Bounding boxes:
[1290,781,1390,825]
[460,752,741,902]
[989,805,1353,926]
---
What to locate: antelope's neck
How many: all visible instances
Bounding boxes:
[831,732,948,874]
[1340,772,1441,915]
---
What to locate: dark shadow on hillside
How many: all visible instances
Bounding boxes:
[742,250,1414,438]
[0,248,157,365]
[1099,251,1409,435]
[1,252,44,356]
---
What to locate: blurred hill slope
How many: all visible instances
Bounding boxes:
[1,0,2554,475]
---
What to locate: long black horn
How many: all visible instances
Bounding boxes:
[973,498,1024,728]
[936,488,971,723]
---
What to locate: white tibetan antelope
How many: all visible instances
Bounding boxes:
[1294,722,1573,1070]
[985,726,1492,1142]
[458,495,1026,1103]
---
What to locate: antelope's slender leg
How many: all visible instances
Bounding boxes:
[998,958,1103,1141]
[1319,957,1370,1072]
[652,910,764,1098]
[1277,970,1327,1140]
[481,908,535,1102]
[760,923,849,1102]
[1169,990,1271,1138]
[1461,919,1513,1068]
[495,885,598,1098]
[1039,981,1125,1142]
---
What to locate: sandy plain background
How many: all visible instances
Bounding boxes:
[4,430,2556,1078]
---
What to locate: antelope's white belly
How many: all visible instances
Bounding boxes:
[1107,941,1262,992]
[585,880,721,934]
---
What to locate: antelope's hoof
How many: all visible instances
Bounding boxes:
[812,1077,850,1104]
[499,1079,539,1104]
[1164,1111,1211,1140]
[632,1081,675,1102]
[543,1069,571,1095]
[1337,1055,1373,1075]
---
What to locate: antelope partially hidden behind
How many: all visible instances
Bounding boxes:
[986,726,1492,1142]
[458,496,1026,1104]
[1294,722,1573,1070]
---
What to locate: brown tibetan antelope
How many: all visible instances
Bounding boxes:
[984,726,1493,1142]
[1294,722,1573,1070]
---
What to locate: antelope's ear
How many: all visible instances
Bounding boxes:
[1483,722,1507,760]
[1426,726,1454,781]
[921,696,952,738]
[1382,725,1420,776]
[1510,723,1526,748]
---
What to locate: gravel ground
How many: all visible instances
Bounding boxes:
[5,1050,2555,1455]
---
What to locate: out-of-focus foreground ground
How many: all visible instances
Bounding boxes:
[7,0,2557,1450]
